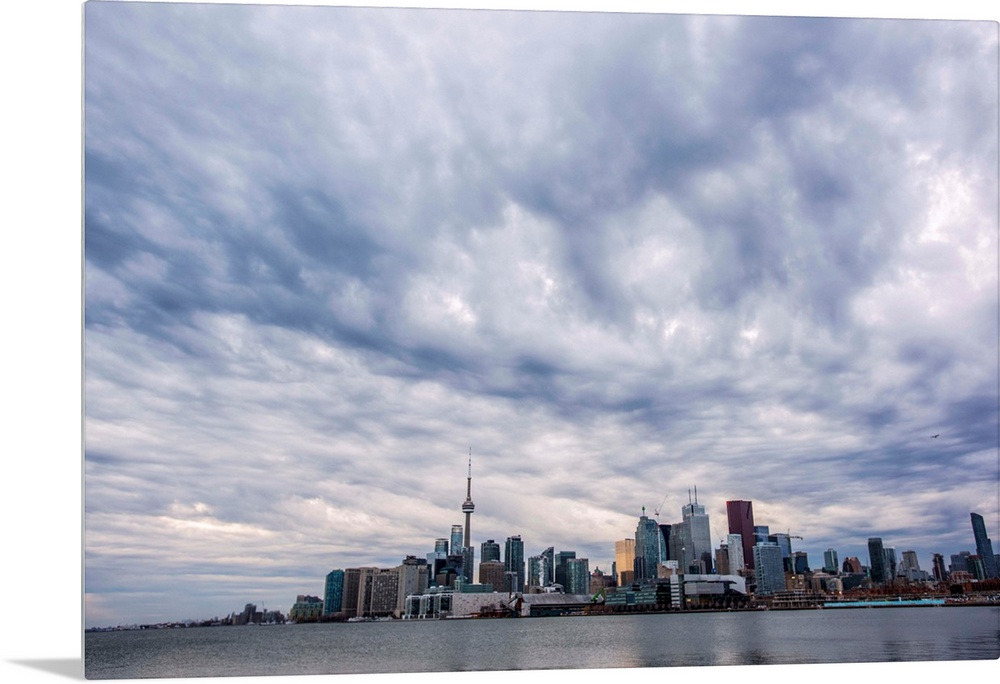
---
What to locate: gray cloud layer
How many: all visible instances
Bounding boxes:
[83,3,998,626]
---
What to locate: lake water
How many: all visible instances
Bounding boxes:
[84,606,1000,679]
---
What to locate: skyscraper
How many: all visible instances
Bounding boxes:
[554,551,576,589]
[823,548,839,574]
[615,539,635,586]
[769,532,792,572]
[527,555,548,588]
[541,546,555,586]
[478,560,505,589]
[868,537,887,585]
[900,550,920,572]
[884,547,898,580]
[450,525,464,556]
[481,539,501,564]
[791,551,809,575]
[970,512,999,579]
[634,510,663,580]
[681,490,712,573]
[504,535,525,593]
[461,546,474,583]
[658,524,673,562]
[726,500,755,573]
[932,553,947,582]
[427,538,449,583]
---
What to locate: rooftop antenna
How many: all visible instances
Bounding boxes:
[694,485,698,504]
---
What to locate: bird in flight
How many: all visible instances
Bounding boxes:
[931,434,940,438]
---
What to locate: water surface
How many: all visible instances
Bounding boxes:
[84,606,1000,679]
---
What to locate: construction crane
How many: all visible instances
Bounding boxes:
[785,529,804,558]
[654,492,669,519]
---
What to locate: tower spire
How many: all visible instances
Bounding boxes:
[462,447,475,550]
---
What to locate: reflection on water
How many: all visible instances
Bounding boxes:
[85,606,1000,679]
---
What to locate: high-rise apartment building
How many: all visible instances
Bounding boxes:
[968,554,987,580]
[566,557,590,594]
[970,512,999,579]
[504,535,525,593]
[396,556,429,618]
[726,500,755,573]
[323,569,345,616]
[554,551,576,589]
[949,551,970,574]
[357,567,400,618]
[753,542,785,595]
[527,555,548,588]
[715,543,730,575]
[867,538,887,585]
[542,547,556,586]
[342,568,362,618]
[727,534,745,575]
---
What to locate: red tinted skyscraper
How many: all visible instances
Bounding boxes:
[726,500,755,573]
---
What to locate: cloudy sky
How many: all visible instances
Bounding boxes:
[80,1,997,628]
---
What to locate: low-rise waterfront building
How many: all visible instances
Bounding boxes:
[289,595,323,622]
[403,587,518,619]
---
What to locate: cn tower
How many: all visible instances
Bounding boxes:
[462,448,474,550]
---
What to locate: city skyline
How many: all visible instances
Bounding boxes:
[81,2,998,630]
